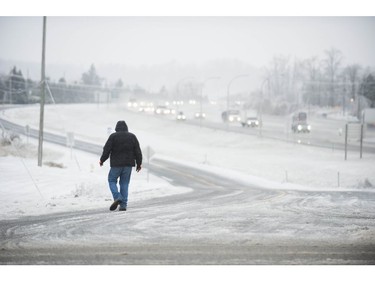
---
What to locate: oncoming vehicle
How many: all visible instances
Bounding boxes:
[138,102,155,113]
[127,98,138,108]
[176,111,186,121]
[195,112,206,119]
[155,106,175,115]
[291,111,311,133]
[222,110,241,123]
[242,117,259,128]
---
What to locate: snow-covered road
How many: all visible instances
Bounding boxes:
[1,157,375,264]
[1,104,375,264]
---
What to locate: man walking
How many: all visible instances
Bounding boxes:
[100,120,142,211]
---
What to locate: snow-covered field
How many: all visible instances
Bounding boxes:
[0,138,190,219]
[1,103,375,220]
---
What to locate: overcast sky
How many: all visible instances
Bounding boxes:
[0,16,375,69]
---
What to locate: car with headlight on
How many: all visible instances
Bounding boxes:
[138,102,155,113]
[293,123,311,133]
[222,110,241,123]
[176,111,186,121]
[241,117,259,127]
[155,105,172,115]
[291,111,311,133]
[195,112,206,119]
[127,98,138,108]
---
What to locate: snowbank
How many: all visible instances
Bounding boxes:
[0,136,191,220]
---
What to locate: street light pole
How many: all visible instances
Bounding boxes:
[9,73,12,104]
[226,74,249,112]
[259,78,268,137]
[358,84,363,121]
[200,76,220,127]
[38,16,47,167]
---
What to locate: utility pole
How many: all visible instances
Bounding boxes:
[9,74,12,104]
[358,84,363,120]
[38,16,47,167]
[342,76,347,116]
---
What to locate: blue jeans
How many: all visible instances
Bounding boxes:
[108,166,132,208]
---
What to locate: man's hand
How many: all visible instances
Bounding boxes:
[99,161,103,167]
[136,165,142,172]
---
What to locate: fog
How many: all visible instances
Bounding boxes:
[1,17,375,94]
[2,14,375,266]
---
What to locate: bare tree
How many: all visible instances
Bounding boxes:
[345,64,361,98]
[361,72,375,108]
[268,55,291,100]
[304,56,323,106]
[323,48,343,107]
[291,58,306,109]
[344,64,362,117]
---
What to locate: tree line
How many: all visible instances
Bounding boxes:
[0,64,130,104]
[255,48,375,116]
[1,51,375,116]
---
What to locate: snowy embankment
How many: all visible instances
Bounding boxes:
[0,134,190,220]
[1,103,375,219]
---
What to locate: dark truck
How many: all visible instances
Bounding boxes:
[291,111,311,133]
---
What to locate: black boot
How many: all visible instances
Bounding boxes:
[109,199,121,211]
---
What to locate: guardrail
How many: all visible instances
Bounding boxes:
[0,118,103,155]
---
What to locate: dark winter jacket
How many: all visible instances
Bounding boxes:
[100,121,142,168]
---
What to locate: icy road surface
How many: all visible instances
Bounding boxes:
[1,158,375,265]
